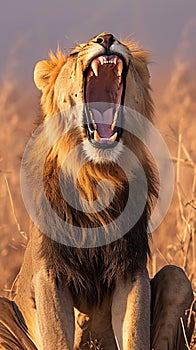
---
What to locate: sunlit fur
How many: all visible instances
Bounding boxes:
[32,32,158,303]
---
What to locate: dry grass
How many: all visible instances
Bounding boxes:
[0,77,36,291]
[149,58,196,348]
[149,133,196,348]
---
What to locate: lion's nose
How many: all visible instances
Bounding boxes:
[96,34,114,50]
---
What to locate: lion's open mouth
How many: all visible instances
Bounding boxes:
[84,55,125,148]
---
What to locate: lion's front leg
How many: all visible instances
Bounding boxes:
[111,269,150,350]
[34,268,74,350]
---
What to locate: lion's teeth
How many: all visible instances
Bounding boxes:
[90,56,123,77]
[91,60,99,76]
[98,56,106,65]
[94,130,101,141]
[109,132,118,142]
[111,123,115,131]
[113,56,117,65]
[117,59,123,77]
[118,76,122,84]
[111,110,119,130]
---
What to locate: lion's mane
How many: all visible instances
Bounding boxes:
[28,33,158,305]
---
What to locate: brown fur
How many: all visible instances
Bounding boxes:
[30,33,158,305]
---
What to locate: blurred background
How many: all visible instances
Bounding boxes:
[0,1,195,342]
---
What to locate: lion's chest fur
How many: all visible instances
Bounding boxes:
[35,152,150,305]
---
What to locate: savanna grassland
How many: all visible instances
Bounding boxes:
[0,54,195,347]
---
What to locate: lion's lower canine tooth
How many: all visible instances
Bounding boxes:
[109,132,118,142]
[94,130,101,141]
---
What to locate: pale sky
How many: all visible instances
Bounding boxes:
[1,0,196,85]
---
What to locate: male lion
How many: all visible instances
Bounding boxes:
[0,32,194,350]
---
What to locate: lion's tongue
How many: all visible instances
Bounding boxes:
[91,108,114,138]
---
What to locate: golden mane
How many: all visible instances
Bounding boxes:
[34,49,66,116]
[31,32,159,301]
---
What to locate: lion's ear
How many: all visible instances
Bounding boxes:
[34,60,52,91]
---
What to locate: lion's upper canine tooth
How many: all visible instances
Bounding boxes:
[111,122,115,131]
[117,59,123,76]
[109,132,118,142]
[91,60,99,76]
[94,130,101,141]
[111,110,119,130]
[98,56,106,65]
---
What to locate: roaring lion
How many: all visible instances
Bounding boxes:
[0,32,194,350]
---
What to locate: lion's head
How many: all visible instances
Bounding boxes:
[34,32,153,164]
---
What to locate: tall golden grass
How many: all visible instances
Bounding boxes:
[0,57,195,346]
[0,78,36,290]
[150,59,196,348]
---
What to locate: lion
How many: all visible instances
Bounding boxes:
[0,32,194,350]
